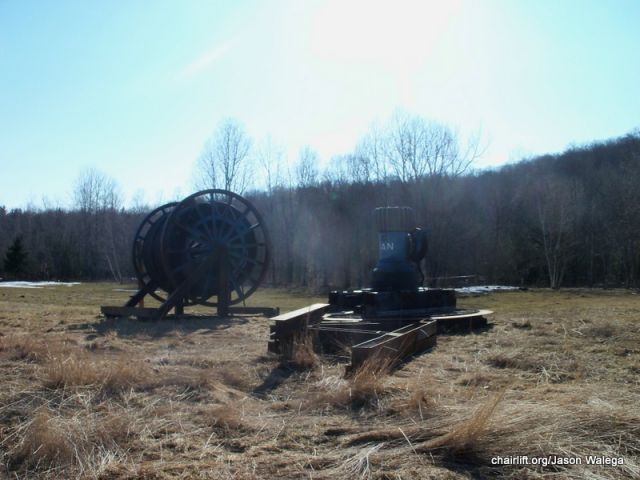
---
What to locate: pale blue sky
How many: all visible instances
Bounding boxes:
[1,0,639,209]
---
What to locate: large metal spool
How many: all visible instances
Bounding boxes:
[132,189,270,308]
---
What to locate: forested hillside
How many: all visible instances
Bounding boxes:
[2,130,639,290]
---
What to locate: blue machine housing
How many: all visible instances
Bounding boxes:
[372,231,418,291]
[370,207,428,291]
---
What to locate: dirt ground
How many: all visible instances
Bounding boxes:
[0,283,638,479]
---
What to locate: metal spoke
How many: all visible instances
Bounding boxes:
[173,221,210,245]
[223,223,260,244]
[170,260,195,275]
[229,277,245,301]
[195,201,218,241]
[234,242,265,249]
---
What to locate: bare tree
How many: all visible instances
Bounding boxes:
[386,113,423,182]
[324,155,351,185]
[195,118,252,193]
[129,189,150,214]
[356,122,388,181]
[256,136,286,194]
[73,167,124,281]
[346,154,372,184]
[295,146,319,187]
[534,175,583,289]
[74,167,122,213]
[325,154,372,185]
[385,112,481,182]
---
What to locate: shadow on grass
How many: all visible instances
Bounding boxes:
[252,364,298,397]
[437,454,501,480]
[86,315,249,338]
[438,322,494,337]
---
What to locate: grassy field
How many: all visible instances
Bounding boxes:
[0,283,638,479]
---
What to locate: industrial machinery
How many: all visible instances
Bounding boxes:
[269,206,491,369]
[101,189,277,320]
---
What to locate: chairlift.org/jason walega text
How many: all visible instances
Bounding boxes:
[491,455,625,467]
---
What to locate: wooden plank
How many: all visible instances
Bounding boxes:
[270,303,330,335]
[309,326,384,334]
[104,305,280,319]
[311,321,382,330]
[431,309,493,320]
[433,309,493,333]
[123,282,156,307]
[268,303,330,354]
[272,303,330,322]
[350,320,437,371]
[228,306,280,317]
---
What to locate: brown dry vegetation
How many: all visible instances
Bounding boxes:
[0,283,638,479]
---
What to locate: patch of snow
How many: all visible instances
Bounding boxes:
[455,285,520,295]
[0,281,81,289]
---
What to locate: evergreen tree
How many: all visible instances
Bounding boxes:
[3,236,28,278]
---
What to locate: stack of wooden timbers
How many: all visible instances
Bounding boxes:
[268,303,493,371]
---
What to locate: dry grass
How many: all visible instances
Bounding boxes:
[281,332,318,371]
[0,283,639,478]
[0,335,52,362]
[345,355,395,408]
[9,410,74,470]
[404,388,437,414]
[6,406,136,475]
[420,388,640,477]
[201,404,247,433]
[41,356,101,388]
[308,354,396,411]
[486,351,539,370]
[584,322,619,339]
[511,319,532,329]
[456,371,493,387]
[418,390,506,455]
[41,355,147,394]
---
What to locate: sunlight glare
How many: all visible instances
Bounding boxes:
[310,0,462,70]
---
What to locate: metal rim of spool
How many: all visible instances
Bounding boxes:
[131,202,178,303]
[160,189,271,307]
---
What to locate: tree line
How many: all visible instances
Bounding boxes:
[1,113,639,290]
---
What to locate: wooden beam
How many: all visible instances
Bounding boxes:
[102,305,280,320]
[271,303,330,322]
[270,303,330,334]
[432,309,492,333]
[268,303,330,354]
[350,320,437,371]
[228,306,280,317]
[123,282,156,308]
